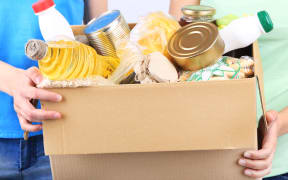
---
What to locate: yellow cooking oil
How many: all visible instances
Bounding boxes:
[38,40,120,80]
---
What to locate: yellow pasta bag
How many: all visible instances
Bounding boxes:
[130,12,181,59]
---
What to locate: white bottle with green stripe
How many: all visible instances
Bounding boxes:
[220,11,274,54]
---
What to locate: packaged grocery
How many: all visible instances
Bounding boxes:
[130,12,181,59]
[32,0,75,42]
[180,56,254,82]
[25,39,120,81]
[168,22,224,71]
[220,11,273,54]
[85,10,130,58]
[109,40,144,84]
[179,5,216,26]
[134,52,178,84]
[226,56,255,77]
[216,14,239,30]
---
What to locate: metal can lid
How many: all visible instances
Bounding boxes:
[168,22,219,58]
[85,10,121,34]
[182,5,216,17]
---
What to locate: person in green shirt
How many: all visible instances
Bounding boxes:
[193,0,288,179]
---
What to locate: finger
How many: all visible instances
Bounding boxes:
[244,123,277,160]
[20,100,61,122]
[238,155,273,170]
[244,147,273,160]
[25,87,62,102]
[243,166,272,178]
[25,66,43,85]
[266,111,278,124]
[18,115,42,132]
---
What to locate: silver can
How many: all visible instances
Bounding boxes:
[85,10,130,58]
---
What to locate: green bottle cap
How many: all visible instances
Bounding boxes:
[257,11,274,33]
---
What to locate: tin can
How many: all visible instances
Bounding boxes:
[85,10,130,58]
[180,5,216,26]
[168,22,225,71]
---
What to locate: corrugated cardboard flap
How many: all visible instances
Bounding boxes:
[253,42,267,129]
[42,78,257,155]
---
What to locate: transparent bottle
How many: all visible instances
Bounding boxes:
[25,40,120,80]
[179,5,216,26]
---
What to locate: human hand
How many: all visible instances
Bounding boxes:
[8,67,62,132]
[238,111,279,179]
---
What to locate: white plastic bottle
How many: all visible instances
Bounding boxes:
[32,0,75,42]
[220,11,273,54]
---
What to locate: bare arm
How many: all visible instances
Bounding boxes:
[87,0,108,21]
[0,61,19,95]
[277,107,288,136]
[169,0,200,20]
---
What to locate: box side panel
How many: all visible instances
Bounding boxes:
[50,150,252,180]
[43,80,257,155]
[253,42,267,118]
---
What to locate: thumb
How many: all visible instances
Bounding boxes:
[25,67,43,85]
[266,110,278,124]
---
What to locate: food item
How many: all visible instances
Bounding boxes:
[134,52,178,84]
[109,40,144,84]
[168,22,224,71]
[226,56,254,77]
[220,11,273,54]
[25,39,120,80]
[180,5,216,26]
[180,56,254,82]
[216,14,239,30]
[32,0,75,42]
[130,12,181,59]
[85,10,130,58]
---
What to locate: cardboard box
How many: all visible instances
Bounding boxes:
[41,26,266,180]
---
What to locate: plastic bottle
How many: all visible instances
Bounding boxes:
[32,0,75,42]
[25,40,120,80]
[220,11,273,54]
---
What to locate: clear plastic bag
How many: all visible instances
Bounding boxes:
[130,12,181,59]
[108,39,145,84]
[180,56,254,82]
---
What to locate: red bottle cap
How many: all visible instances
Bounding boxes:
[32,0,55,14]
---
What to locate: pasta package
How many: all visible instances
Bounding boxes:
[130,12,181,59]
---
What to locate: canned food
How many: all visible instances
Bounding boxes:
[180,5,216,26]
[85,10,130,58]
[168,22,224,71]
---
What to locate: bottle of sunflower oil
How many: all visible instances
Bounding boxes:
[25,39,120,81]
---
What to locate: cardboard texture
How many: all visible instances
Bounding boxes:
[41,25,266,180]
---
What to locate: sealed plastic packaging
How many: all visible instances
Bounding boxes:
[130,12,181,59]
[180,56,254,82]
[25,39,120,81]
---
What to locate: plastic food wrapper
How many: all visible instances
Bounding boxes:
[109,39,144,84]
[37,76,115,88]
[134,52,179,84]
[180,56,254,82]
[130,12,181,59]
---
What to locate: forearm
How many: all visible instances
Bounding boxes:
[0,61,19,96]
[277,107,288,136]
[87,0,108,21]
[169,0,200,20]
